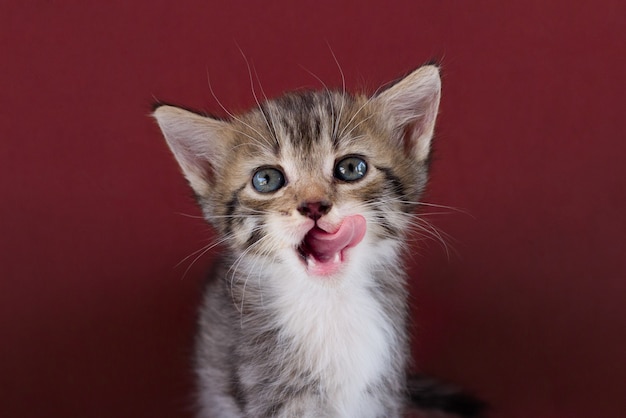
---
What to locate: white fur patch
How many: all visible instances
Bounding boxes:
[258,230,399,417]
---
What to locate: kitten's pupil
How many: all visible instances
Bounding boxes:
[252,167,285,193]
[335,156,368,182]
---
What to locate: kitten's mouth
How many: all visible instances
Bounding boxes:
[297,215,366,277]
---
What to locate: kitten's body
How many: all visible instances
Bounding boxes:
[154,66,480,417]
[196,252,406,417]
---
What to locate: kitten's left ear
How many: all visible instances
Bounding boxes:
[373,65,441,162]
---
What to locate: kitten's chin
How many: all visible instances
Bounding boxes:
[296,215,366,278]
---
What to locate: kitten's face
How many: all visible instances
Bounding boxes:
[154,66,441,281]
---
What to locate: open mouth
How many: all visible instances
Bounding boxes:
[297,215,367,276]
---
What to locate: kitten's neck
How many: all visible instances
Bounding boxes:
[231,239,409,357]
[241,251,407,414]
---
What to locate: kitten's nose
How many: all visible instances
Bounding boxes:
[297,200,332,221]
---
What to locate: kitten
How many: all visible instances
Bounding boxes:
[153,65,483,418]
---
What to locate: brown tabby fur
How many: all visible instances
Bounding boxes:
[153,66,481,417]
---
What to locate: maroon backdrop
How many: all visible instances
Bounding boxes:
[2,1,625,417]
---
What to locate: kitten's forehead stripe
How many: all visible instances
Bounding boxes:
[265,91,355,154]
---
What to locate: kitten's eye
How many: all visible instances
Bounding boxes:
[334,156,368,182]
[252,167,285,193]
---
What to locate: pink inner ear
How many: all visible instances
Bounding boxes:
[402,107,435,156]
[304,215,367,260]
[403,123,417,154]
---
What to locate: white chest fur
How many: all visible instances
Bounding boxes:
[267,258,396,417]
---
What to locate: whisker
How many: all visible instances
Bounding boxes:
[353,196,461,259]
[228,138,275,153]
[327,43,346,141]
[175,212,205,219]
[410,218,454,260]
[202,214,262,220]
[237,235,283,318]
[337,82,387,140]
[360,196,470,217]
[237,46,278,149]
[226,231,275,315]
[340,114,374,140]
[206,71,273,148]
[225,128,271,148]
[252,64,270,103]
[338,133,367,148]
[416,201,473,217]
[176,233,233,278]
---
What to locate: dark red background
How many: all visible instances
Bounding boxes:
[2,1,625,417]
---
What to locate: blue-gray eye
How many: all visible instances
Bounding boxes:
[252,167,285,193]
[334,156,367,182]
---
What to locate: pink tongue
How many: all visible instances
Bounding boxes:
[305,215,366,261]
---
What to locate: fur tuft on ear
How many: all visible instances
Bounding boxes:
[374,65,441,162]
[152,105,228,196]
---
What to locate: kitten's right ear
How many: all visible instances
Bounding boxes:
[152,105,228,196]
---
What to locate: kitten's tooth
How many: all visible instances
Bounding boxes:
[333,252,341,263]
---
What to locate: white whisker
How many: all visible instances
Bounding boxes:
[176,234,232,278]
[206,71,273,148]
[237,47,277,149]
[175,212,205,219]
[340,114,374,140]
[327,43,346,141]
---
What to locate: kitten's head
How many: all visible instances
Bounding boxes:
[153,66,440,281]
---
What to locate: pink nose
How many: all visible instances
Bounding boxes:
[297,201,332,220]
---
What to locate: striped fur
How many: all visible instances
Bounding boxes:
[153,66,480,417]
